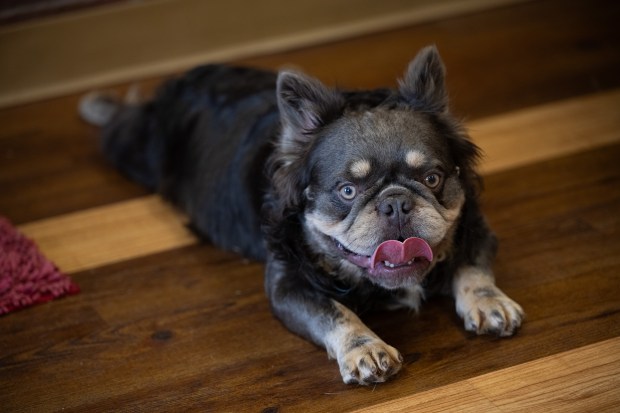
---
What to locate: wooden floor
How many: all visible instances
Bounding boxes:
[1,0,620,411]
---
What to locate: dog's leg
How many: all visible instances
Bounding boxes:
[325,300,403,384]
[453,266,524,337]
[266,261,402,385]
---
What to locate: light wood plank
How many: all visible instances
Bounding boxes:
[471,343,620,412]
[353,337,620,413]
[471,89,620,175]
[353,380,502,413]
[18,196,196,273]
[17,89,620,274]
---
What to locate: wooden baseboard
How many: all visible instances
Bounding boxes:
[0,0,527,109]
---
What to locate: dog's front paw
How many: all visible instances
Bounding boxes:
[457,286,524,337]
[337,336,403,385]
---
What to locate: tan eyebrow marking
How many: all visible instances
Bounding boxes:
[405,150,426,169]
[349,159,372,178]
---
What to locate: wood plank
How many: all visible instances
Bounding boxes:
[2,140,619,411]
[18,196,196,273]
[0,0,525,108]
[240,0,620,120]
[2,0,619,225]
[2,143,619,411]
[352,380,502,413]
[472,339,620,412]
[472,90,620,175]
[1,2,619,411]
[15,89,620,274]
[0,100,151,225]
[352,338,620,413]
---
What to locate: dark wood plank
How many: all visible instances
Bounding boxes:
[0,97,150,225]
[2,143,618,412]
[1,0,619,224]
[238,0,620,119]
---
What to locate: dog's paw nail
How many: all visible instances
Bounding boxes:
[460,288,524,337]
[343,375,358,385]
[339,339,402,385]
[378,353,391,370]
[490,309,503,321]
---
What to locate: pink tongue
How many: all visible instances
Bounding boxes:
[370,237,433,269]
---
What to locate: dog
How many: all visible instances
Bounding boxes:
[80,46,524,385]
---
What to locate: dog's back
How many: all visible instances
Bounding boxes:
[80,65,280,260]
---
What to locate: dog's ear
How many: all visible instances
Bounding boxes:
[277,70,344,146]
[399,45,448,113]
[271,71,343,209]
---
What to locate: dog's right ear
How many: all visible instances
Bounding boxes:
[277,70,344,150]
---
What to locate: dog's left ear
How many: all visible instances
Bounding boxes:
[399,45,448,113]
[277,70,344,148]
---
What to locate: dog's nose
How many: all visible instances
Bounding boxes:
[378,194,413,218]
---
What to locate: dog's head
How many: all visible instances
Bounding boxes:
[270,46,480,290]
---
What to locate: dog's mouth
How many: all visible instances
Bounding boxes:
[334,237,434,286]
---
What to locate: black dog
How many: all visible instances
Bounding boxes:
[80,46,524,385]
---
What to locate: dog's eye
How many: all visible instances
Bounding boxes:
[339,184,357,200]
[424,173,441,189]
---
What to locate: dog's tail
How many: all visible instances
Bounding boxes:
[78,85,142,126]
[79,85,162,190]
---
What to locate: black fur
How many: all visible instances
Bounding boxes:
[102,65,279,259]
[89,46,519,385]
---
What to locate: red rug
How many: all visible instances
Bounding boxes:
[0,216,79,316]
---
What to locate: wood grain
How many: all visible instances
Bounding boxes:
[353,337,620,413]
[1,0,619,411]
[13,88,620,274]
[2,128,618,413]
[0,0,524,108]
[18,196,196,273]
[471,89,620,175]
[2,0,619,225]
